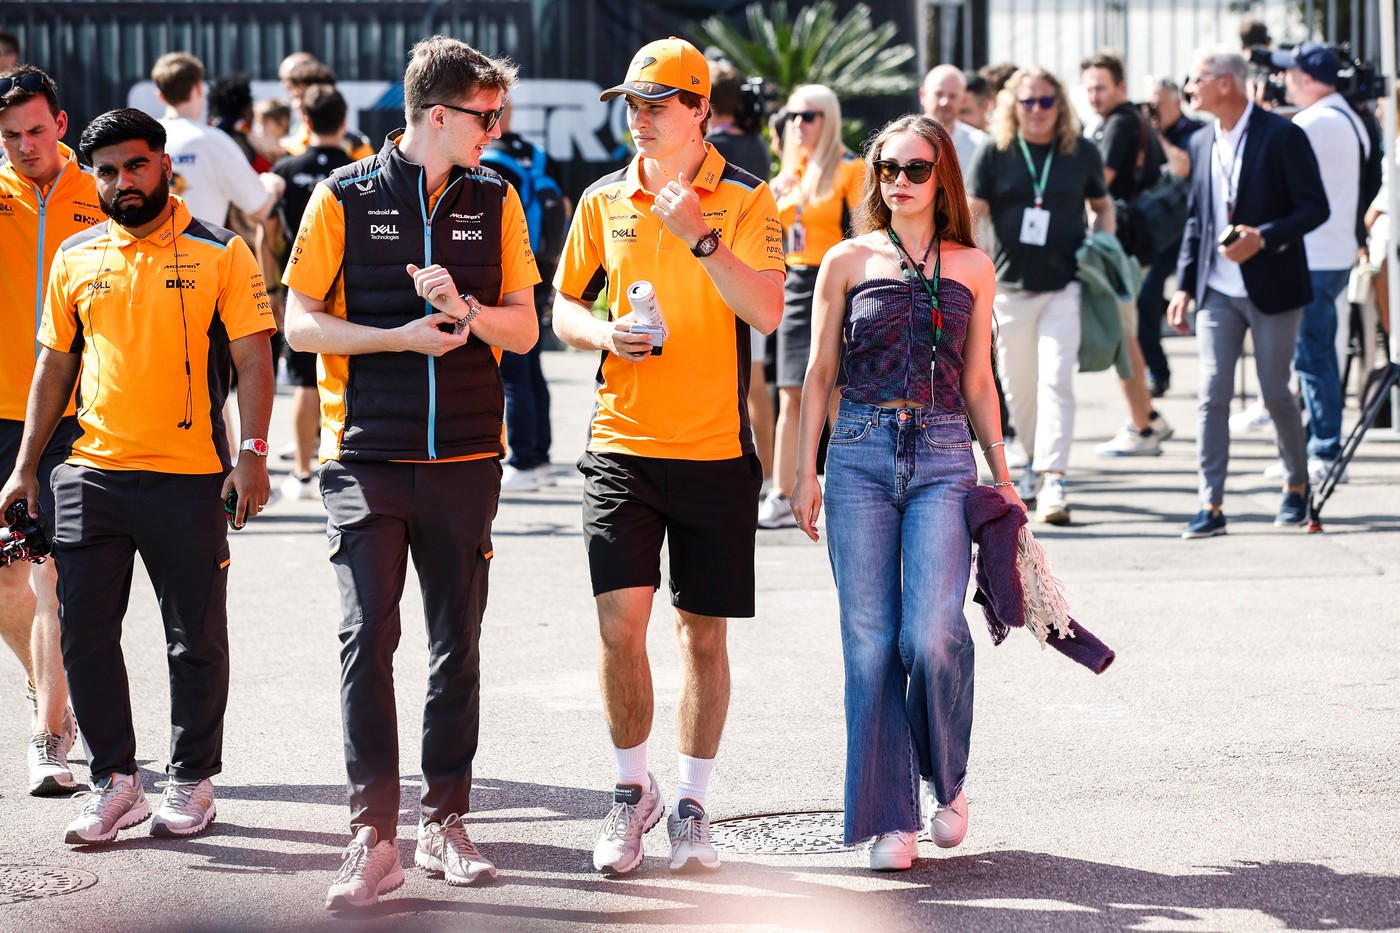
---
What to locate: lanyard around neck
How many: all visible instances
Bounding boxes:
[1213,125,1249,221]
[1016,131,1054,208]
[886,227,943,347]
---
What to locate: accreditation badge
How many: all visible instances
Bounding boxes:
[1019,207,1050,246]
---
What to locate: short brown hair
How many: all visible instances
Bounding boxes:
[708,60,742,117]
[151,52,204,106]
[302,84,347,136]
[403,35,517,124]
[0,65,59,118]
[283,60,336,91]
[1080,50,1125,87]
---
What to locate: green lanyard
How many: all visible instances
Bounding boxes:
[886,227,943,349]
[1016,131,1054,209]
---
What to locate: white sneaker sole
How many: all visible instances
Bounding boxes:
[932,823,967,848]
[869,852,915,871]
[415,847,498,886]
[64,797,152,845]
[151,802,217,838]
[594,799,664,875]
[325,862,405,910]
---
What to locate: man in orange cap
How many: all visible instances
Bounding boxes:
[553,36,784,875]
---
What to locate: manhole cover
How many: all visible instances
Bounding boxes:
[0,865,98,904]
[710,810,852,854]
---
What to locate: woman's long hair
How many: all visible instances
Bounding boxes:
[853,114,976,249]
[778,84,845,205]
[988,66,1082,155]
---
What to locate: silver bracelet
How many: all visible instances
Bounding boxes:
[982,440,1005,454]
[991,480,1014,487]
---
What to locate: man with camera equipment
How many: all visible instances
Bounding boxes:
[0,106,274,843]
[1271,43,1372,485]
[1167,50,1328,538]
[553,36,783,876]
[0,65,100,798]
[282,36,538,909]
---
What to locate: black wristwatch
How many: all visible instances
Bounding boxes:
[691,228,720,258]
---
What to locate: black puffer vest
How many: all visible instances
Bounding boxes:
[330,134,506,461]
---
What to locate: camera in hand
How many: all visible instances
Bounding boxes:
[0,500,53,566]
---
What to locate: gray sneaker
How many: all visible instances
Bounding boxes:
[151,778,217,837]
[28,731,78,796]
[326,827,404,910]
[667,797,720,871]
[592,772,663,874]
[64,773,150,845]
[416,813,497,885]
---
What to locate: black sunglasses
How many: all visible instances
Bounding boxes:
[784,110,821,124]
[430,102,505,132]
[873,158,936,185]
[1018,96,1058,111]
[0,73,50,96]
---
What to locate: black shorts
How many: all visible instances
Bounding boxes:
[283,344,318,388]
[0,416,80,534]
[578,451,762,618]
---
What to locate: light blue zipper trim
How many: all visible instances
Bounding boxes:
[32,169,64,356]
[419,169,467,461]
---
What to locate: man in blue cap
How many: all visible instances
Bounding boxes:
[1270,42,1370,486]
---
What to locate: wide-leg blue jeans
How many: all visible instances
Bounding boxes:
[823,399,977,845]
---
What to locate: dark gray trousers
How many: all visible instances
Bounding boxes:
[50,464,230,783]
[320,457,500,841]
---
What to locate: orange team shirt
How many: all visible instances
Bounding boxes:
[777,154,864,267]
[283,174,539,463]
[40,196,275,473]
[554,143,785,461]
[0,143,103,420]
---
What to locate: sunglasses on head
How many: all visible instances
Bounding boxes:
[1018,96,1058,111]
[784,110,821,124]
[872,158,936,185]
[430,101,505,132]
[0,73,50,96]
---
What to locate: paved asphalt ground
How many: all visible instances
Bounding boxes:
[1,336,1398,933]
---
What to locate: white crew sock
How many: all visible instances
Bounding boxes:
[675,753,715,809]
[613,740,649,788]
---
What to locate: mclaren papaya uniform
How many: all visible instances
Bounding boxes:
[0,142,100,524]
[554,142,785,617]
[283,136,538,842]
[40,196,273,784]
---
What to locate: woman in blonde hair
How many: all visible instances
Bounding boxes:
[791,115,1021,871]
[967,67,1115,525]
[758,85,864,528]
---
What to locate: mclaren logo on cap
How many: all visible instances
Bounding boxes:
[638,56,657,67]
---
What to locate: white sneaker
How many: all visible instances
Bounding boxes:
[1149,411,1174,441]
[280,472,319,501]
[326,826,404,910]
[500,464,541,492]
[1094,424,1163,457]
[1262,460,1287,481]
[1229,400,1275,437]
[64,773,150,845]
[1035,477,1070,525]
[28,731,77,796]
[416,813,497,885]
[667,798,720,872]
[928,790,968,848]
[868,831,917,871]
[757,491,797,529]
[151,778,217,837]
[593,773,664,874]
[1308,457,1349,485]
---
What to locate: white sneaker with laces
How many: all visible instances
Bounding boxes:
[929,790,968,848]
[1094,424,1163,457]
[868,831,917,871]
[757,491,797,529]
[1229,399,1275,437]
[280,472,319,501]
[326,826,404,910]
[501,464,542,492]
[417,813,497,885]
[1035,476,1070,525]
[28,731,77,796]
[667,798,720,871]
[151,777,217,837]
[64,772,150,845]
[593,772,664,874]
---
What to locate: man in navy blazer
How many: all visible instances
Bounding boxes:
[1166,49,1329,539]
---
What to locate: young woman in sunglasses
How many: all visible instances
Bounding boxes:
[758,85,864,529]
[790,115,1021,871]
[966,67,1115,525]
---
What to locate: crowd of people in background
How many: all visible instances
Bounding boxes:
[0,13,1395,909]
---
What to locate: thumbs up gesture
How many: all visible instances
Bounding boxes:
[651,170,707,245]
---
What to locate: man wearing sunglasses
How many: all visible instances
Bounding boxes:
[283,36,539,908]
[0,65,101,799]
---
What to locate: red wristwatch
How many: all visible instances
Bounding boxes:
[239,438,269,457]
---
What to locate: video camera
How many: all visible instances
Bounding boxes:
[1247,44,1380,109]
[0,500,52,567]
[736,75,779,135]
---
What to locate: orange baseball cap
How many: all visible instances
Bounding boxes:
[599,37,711,103]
